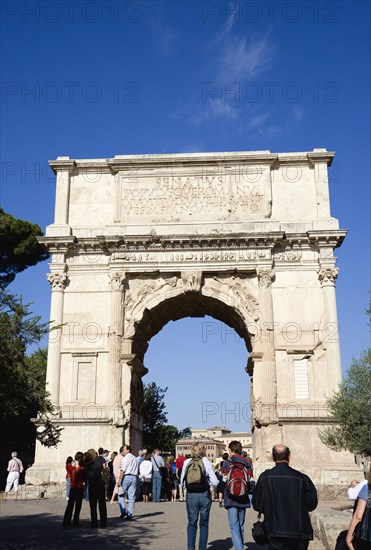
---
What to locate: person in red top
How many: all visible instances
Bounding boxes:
[65,456,73,500]
[63,452,85,527]
[176,451,187,501]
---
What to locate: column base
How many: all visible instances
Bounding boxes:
[29,419,125,484]
[253,421,360,484]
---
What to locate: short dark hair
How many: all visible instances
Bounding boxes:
[119,445,125,453]
[272,444,290,462]
[222,452,229,460]
[98,447,104,455]
[229,441,243,455]
[124,444,132,453]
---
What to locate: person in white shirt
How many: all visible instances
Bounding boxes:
[116,445,139,519]
[180,442,218,550]
[151,449,165,502]
[139,454,153,502]
[4,452,24,501]
[347,478,368,500]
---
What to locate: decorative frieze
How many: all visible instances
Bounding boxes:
[111,248,270,265]
[273,246,302,262]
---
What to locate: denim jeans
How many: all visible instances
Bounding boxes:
[118,475,137,518]
[269,538,309,550]
[152,471,162,502]
[66,477,70,498]
[227,507,246,550]
[186,491,211,550]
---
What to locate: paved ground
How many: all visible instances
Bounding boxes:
[0,497,271,550]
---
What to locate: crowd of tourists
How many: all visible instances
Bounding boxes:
[3,443,370,550]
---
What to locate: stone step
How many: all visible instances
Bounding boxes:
[1,483,66,500]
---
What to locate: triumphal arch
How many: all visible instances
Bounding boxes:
[28,149,356,484]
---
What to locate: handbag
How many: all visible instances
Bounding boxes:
[252,513,269,545]
[334,530,348,550]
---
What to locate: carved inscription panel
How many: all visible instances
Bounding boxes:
[120,165,270,224]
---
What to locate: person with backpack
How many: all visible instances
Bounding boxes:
[223,441,253,550]
[180,442,218,550]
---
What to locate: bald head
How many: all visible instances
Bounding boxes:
[272,444,290,463]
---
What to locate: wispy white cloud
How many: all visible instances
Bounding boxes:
[216,34,275,82]
[149,11,179,57]
[173,13,276,130]
[247,113,270,129]
[292,105,305,121]
[186,98,238,125]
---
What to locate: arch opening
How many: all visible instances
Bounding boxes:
[131,292,254,363]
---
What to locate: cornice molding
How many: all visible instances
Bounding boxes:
[48,158,76,174]
[47,149,335,175]
[307,230,347,248]
[38,230,347,254]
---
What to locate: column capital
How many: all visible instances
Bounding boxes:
[47,272,68,290]
[318,267,339,286]
[109,271,126,290]
[257,268,275,288]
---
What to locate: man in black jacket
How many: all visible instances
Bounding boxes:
[252,444,318,550]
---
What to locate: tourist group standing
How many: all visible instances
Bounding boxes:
[7,442,370,550]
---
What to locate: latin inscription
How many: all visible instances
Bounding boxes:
[121,172,267,221]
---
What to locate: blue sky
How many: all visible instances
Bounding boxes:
[1,0,370,433]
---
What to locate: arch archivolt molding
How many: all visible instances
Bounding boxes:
[120,269,261,344]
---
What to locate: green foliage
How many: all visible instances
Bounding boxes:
[0,208,49,287]
[143,381,191,451]
[0,290,62,451]
[143,382,168,449]
[155,425,192,452]
[319,349,371,456]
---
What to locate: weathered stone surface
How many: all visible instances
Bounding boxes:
[28,150,358,485]
[311,502,353,550]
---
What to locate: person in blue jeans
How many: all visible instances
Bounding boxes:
[180,442,218,550]
[223,441,252,550]
[116,444,139,520]
[151,449,164,502]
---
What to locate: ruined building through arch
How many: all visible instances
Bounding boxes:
[27,150,356,484]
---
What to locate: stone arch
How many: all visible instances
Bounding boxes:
[29,150,358,487]
[121,275,258,452]
[124,273,259,362]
